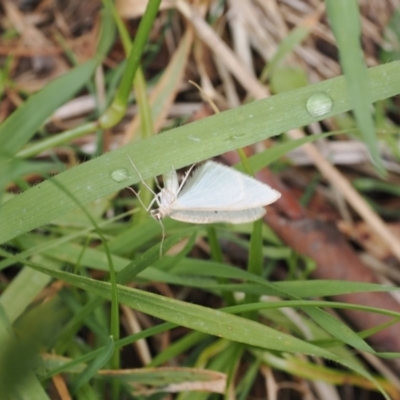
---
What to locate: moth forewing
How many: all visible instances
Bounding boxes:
[174,163,245,210]
[241,175,281,207]
[172,162,281,211]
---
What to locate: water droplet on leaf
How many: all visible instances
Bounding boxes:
[306,92,333,117]
[111,168,129,182]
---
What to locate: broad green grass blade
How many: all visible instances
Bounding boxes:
[167,262,379,354]
[274,279,400,297]
[7,262,361,359]
[224,300,400,327]
[1,61,400,244]
[325,0,384,173]
[145,261,398,354]
[12,239,400,300]
[0,228,195,345]
[14,262,389,398]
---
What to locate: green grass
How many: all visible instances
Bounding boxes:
[1,1,400,399]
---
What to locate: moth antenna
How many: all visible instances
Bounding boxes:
[126,154,157,196]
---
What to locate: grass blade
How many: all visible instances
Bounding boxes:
[1,61,400,244]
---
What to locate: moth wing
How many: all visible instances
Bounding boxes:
[174,161,280,211]
[174,161,244,209]
[169,207,266,224]
[162,169,179,194]
[238,171,281,208]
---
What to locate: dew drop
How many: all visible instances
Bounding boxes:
[225,132,245,142]
[306,92,333,117]
[188,135,200,142]
[231,132,245,140]
[111,168,129,182]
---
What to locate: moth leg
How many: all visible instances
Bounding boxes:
[148,193,161,210]
[126,154,160,211]
[125,186,150,212]
[157,218,166,258]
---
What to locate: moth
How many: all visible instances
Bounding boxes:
[129,158,281,224]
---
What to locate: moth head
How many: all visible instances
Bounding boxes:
[151,209,163,221]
